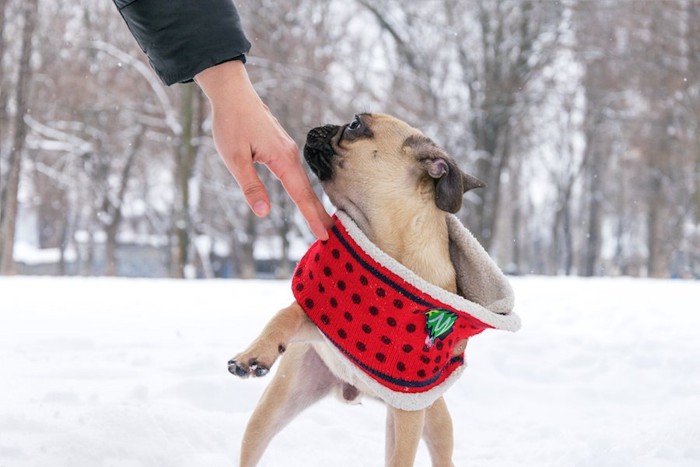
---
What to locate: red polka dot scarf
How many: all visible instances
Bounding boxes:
[293,211,520,410]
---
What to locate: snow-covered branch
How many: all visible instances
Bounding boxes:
[88,40,181,136]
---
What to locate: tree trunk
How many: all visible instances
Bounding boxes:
[562,198,573,276]
[238,209,257,279]
[582,162,603,277]
[0,0,9,144]
[0,0,39,274]
[580,107,606,278]
[646,174,662,277]
[0,0,9,134]
[173,84,198,278]
[104,130,143,276]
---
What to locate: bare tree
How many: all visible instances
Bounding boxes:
[0,0,38,274]
[360,0,562,254]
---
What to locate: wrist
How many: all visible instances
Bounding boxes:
[195,59,252,104]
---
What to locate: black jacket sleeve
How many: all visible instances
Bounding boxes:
[113,0,252,85]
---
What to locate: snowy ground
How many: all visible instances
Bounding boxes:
[0,276,698,467]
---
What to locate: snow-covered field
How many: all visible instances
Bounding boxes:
[0,276,698,467]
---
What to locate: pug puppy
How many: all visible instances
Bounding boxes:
[229,114,488,467]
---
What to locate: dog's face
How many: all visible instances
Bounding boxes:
[303,113,484,217]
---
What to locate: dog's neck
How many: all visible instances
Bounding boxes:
[351,206,457,294]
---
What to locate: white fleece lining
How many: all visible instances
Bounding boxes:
[317,211,520,410]
[335,211,521,332]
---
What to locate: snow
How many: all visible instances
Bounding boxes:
[0,276,698,467]
[12,242,77,266]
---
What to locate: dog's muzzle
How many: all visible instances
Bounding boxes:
[303,124,340,181]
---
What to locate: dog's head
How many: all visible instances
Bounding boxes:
[303,113,484,217]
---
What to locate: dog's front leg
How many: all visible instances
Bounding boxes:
[386,407,426,467]
[229,301,314,377]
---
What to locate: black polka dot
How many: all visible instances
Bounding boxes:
[332,249,340,259]
[386,317,397,327]
[375,353,386,363]
[393,299,404,309]
[295,267,304,277]
[369,306,379,316]
[314,253,320,262]
[402,344,413,353]
[432,366,439,374]
[359,275,368,286]
[406,323,416,333]
[434,355,442,363]
[397,362,406,372]
[304,298,314,309]
[344,311,353,322]
[352,294,361,304]
[423,345,431,352]
[356,341,366,352]
[436,341,444,351]
[345,262,354,273]
[337,280,346,291]
[296,283,304,292]
[318,283,325,293]
[323,266,332,277]
[362,324,372,334]
[420,355,431,364]
[338,329,347,339]
[417,369,426,378]
[321,314,330,325]
[381,336,391,345]
[376,288,386,297]
[309,271,314,280]
[330,297,338,308]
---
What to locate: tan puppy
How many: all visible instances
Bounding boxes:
[229,114,490,467]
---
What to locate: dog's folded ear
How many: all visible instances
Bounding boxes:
[405,134,485,213]
[423,157,485,213]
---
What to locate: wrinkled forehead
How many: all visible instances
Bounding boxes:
[365,113,421,141]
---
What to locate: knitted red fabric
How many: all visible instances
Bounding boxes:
[292,216,493,396]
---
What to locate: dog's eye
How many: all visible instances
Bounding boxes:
[348,116,362,131]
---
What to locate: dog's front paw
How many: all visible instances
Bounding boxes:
[228,357,270,378]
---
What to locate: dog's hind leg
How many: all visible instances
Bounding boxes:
[422,397,455,467]
[239,345,339,467]
[386,407,426,467]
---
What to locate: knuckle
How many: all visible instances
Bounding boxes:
[239,180,265,198]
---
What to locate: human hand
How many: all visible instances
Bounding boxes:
[195,60,333,240]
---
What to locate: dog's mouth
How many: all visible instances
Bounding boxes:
[303,124,341,181]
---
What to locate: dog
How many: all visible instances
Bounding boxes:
[228,114,518,467]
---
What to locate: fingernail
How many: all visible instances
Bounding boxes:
[253,201,269,217]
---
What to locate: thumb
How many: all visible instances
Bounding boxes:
[230,157,271,217]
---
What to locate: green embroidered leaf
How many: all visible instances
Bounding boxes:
[425,309,457,342]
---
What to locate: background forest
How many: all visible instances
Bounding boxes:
[0,0,698,279]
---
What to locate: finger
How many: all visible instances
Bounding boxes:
[273,161,333,240]
[226,154,271,217]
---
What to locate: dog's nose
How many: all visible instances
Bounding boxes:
[306,124,340,146]
[304,124,340,181]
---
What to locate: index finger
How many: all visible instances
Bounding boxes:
[271,158,333,240]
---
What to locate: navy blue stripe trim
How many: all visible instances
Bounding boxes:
[328,224,464,389]
[332,225,435,309]
[325,331,464,389]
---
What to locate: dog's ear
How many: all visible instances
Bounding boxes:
[405,135,485,213]
[423,157,486,213]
